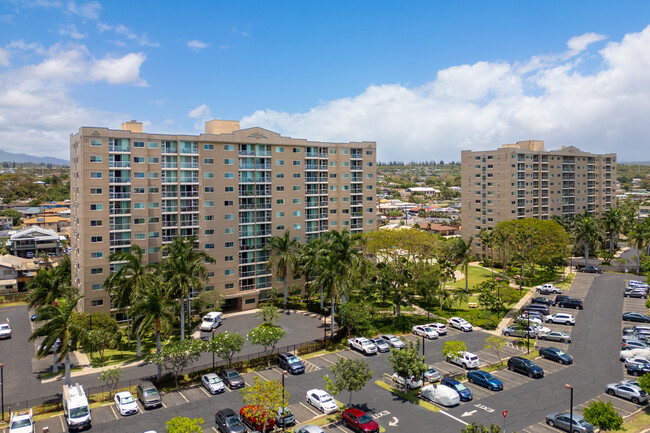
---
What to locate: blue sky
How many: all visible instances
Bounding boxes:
[2,1,650,162]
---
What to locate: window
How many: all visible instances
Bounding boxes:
[91,251,103,259]
[292,160,301,166]
[148,232,159,239]
[205,215,214,221]
[205,201,215,207]
[276,147,284,153]
[205,186,214,193]
[330,149,337,154]
[293,211,301,217]
[224,158,234,165]
[330,197,338,202]
[225,242,234,248]
[205,244,215,249]
[341,149,349,155]
[148,142,159,149]
[330,162,337,167]
[204,172,215,179]
[366,185,373,190]
[293,185,301,191]
[148,187,159,193]
[292,147,301,153]
[91,299,104,307]
[133,141,144,148]
[90,188,102,195]
[134,233,145,240]
[90,204,102,211]
[224,144,233,151]
[90,155,102,163]
[224,200,233,206]
[342,209,349,214]
[331,221,337,226]
[276,199,285,205]
[224,227,234,234]
[148,172,159,179]
[205,229,215,235]
[90,172,102,179]
[276,186,285,192]
[133,157,144,163]
[366,173,373,178]
[224,186,233,192]
[204,158,214,164]
[276,211,284,217]
[342,185,349,191]
[225,214,234,220]
[149,217,159,223]
[367,208,373,213]
[292,223,301,229]
[366,150,373,155]
[293,198,301,204]
[91,267,103,275]
[224,173,234,179]
[134,172,145,178]
[366,219,374,224]
[204,144,214,150]
[225,269,234,276]
[149,247,160,253]
[366,196,373,201]
[276,225,285,230]
[148,157,159,163]
[91,283,102,290]
[148,202,159,208]
[276,173,285,179]
[342,161,349,167]
[90,219,103,227]
[331,174,338,178]
[366,162,373,167]
[330,186,337,191]
[330,209,337,214]
[134,218,145,224]
[90,139,102,147]
[91,236,103,243]
[134,202,145,209]
[225,283,234,289]
[293,173,301,179]
[276,160,285,166]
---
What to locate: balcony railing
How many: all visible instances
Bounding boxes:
[109,161,131,168]
[109,177,131,184]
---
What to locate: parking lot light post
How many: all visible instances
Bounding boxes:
[211,329,216,371]
[527,315,530,355]
[281,370,288,432]
[422,334,425,358]
[0,363,4,422]
[565,384,573,433]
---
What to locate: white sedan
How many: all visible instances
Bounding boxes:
[0,323,11,339]
[201,373,225,394]
[114,391,139,416]
[412,325,439,340]
[425,322,448,335]
[306,389,338,414]
[515,316,543,326]
[449,317,473,332]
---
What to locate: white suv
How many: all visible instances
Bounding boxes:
[447,351,480,369]
[449,317,473,332]
[545,313,575,325]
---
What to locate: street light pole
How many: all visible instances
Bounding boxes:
[211,329,216,371]
[422,334,425,358]
[565,384,573,433]
[527,314,530,355]
[0,363,4,423]
[281,370,288,432]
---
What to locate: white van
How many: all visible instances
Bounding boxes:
[62,383,91,430]
[421,384,460,406]
[200,311,223,331]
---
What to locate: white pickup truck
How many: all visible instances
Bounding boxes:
[348,337,377,355]
[536,283,561,295]
[9,409,34,433]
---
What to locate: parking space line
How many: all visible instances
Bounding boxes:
[318,355,336,364]
[109,403,119,419]
[199,386,211,397]
[136,401,145,413]
[254,370,268,381]
[536,421,558,431]
[438,409,469,426]
[212,427,219,432]
[161,399,167,408]
[300,401,320,416]
[178,390,189,403]
[59,414,65,431]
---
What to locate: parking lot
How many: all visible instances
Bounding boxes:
[2,272,647,433]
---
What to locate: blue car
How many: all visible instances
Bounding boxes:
[466,370,503,391]
[440,377,473,401]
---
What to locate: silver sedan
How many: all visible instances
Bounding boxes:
[606,381,649,404]
[538,331,571,343]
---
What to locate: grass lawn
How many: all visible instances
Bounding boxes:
[448,266,494,291]
[612,407,650,433]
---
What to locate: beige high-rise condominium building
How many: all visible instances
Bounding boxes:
[70,120,377,314]
[461,140,616,248]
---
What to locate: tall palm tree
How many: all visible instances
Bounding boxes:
[447,237,473,293]
[601,207,624,253]
[573,212,605,267]
[490,229,510,277]
[300,237,326,309]
[104,245,151,356]
[29,296,86,385]
[130,274,176,378]
[27,266,78,311]
[478,229,494,276]
[264,230,301,308]
[627,219,650,274]
[161,236,214,340]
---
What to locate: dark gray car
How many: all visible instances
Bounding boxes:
[215,408,247,433]
[221,368,245,389]
[136,381,162,409]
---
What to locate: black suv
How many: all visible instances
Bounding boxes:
[553,295,571,306]
[277,352,305,374]
[507,356,544,378]
[581,265,602,274]
[557,298,584,310]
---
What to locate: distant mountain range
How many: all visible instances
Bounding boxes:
[0,149,68,165]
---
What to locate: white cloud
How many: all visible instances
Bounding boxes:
[242,26,650,162]
[187,40,209,51]
[188,104,210,118]
[97,23,159,47]
[67,1,101,19]
[58,24,86,40]
[90,52,147,86]
[0,48,10,67]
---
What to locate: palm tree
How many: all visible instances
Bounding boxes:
[300,237,326,309]
[130,274,176,378]
[27,266,78,311]
[627,219,650,274]
[573,212,605,267]
[29,296,86,385]
[490,229,510,277]
[264,230,301,308]
[447,237,473,293]
[104,245,151,356]
[601,207,624,253]
[478,229,494,276]
[161,236,214,340]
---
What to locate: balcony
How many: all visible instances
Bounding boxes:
[109,207,131,215]
[109,161,131,168]
[109,144,130,152]
[162,206,178,213]
[109,192,131,199]
[180,163,199,169]
[162,177,178,183]
[109,177,131,184]
[161,162,177,168]
[306,151,328,158]
[109,223,131,231]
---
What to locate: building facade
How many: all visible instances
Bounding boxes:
[461,140,616,248]
[70,120,377,314]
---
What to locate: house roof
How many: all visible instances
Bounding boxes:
[9,226,59,241]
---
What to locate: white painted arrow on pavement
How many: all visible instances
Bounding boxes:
[388,417,399,426]
[461,410,477,417]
